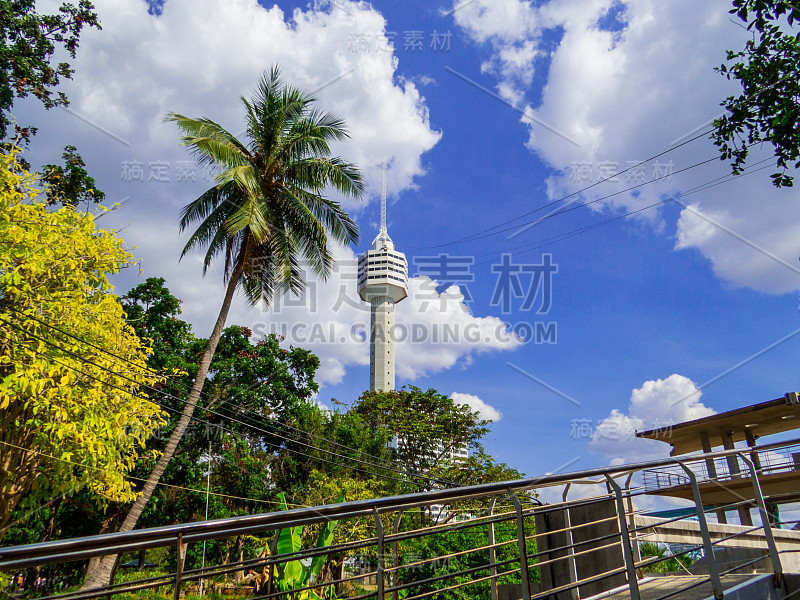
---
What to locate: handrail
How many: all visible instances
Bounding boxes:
[3,436,798,569]
[2,436,799,600]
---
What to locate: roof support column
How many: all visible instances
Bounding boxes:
[700,431,727,525]
[721,430,753,526]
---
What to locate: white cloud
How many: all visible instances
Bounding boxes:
[245,243,522,386]
[452,0,539,104]
[29,0,441,204]
[540,372,715,511]
[451,392,503,422]
[12,0,490,392]
[450,0,800,294]
[537,481,609,506]
[116,218,523,389]
[315,399,333,413]
[674,193,800,294]
[451,0,538,44]
[394,279,524,380]
[588,374,715,463]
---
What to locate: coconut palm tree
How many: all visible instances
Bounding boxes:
[82,66,361,589]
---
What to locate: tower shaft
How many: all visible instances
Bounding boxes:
[357,162,407,392]
[369,295,396,392]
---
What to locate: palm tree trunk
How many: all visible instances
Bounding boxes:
[81,267,243,591]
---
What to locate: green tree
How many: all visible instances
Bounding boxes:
[432,448,526,520]
[0,0,101,140]
[352,386,490,488]
[639,542,693,573]
[202,326,319,432]
[0,147,165,533]
[712,0,800,186]
[397,508,533,600]
[82,67,361,589]
[39,144,105,207]
[271,403,393,492]
[121,277,196,377]
[436,448,523,487]
[295,469,385,594]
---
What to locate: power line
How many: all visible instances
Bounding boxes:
[2,313,457,487]
[9,332,427,488]
[0,318,438,483]
[472,158,774,266]
[0,321,453,487]
[423,129,715,249]
[1,310,374,467]
[429,68,798,252]
[438,154,721,246]
[5,305,427,478]
[0,439,305,509]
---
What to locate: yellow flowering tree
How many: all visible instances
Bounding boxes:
[0,148,166,534]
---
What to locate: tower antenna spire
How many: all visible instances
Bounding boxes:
[380,161,387,237]
[358,158,407,392]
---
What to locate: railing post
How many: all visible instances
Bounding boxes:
[625,473,644,580]
[562,484,579,600]
[745,438,779,525]
[174,533,187,600]
[487,497,499,600]
[677,461,723,600]
[508,491,532,600]
[374,507,385,600]
[739,452,784,583]
[604,474,640,600]
[264,529,280,598]
[392,511,403,600]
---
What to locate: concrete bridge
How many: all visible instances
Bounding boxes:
[635,514,800,574]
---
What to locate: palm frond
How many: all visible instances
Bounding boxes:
[165,113,251,171]
[215,164,261,199]
[201,220,234,275]
[285,157,364,198]
[169,66,362,307]
[286,185,359,246]
[179,182,239,233]
[180,201,229,259]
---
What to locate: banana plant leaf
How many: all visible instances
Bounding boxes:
[304,495,343,584]
[275,493,303,588]
[273,493,344,597]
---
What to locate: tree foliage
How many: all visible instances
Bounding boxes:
[639,542,693,573]
[201,326,320,433]
[271,403,392,492]
[352,386,490,485]
[0,0,101,140]
[713,0,800,186]
[81,67,362,590]
[0,148,165,532]
[121,277,196,376]
[39,144,105,207]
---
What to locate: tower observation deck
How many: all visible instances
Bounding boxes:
[357,167,408,392]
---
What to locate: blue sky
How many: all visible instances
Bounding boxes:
[17,0,800,484]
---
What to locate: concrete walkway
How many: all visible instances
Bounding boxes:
[584,575,761,600]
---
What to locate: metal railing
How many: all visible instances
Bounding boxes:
[642,442,800,493]
[2,438,799,600]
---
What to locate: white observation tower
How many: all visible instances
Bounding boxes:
[358,165,408,392]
